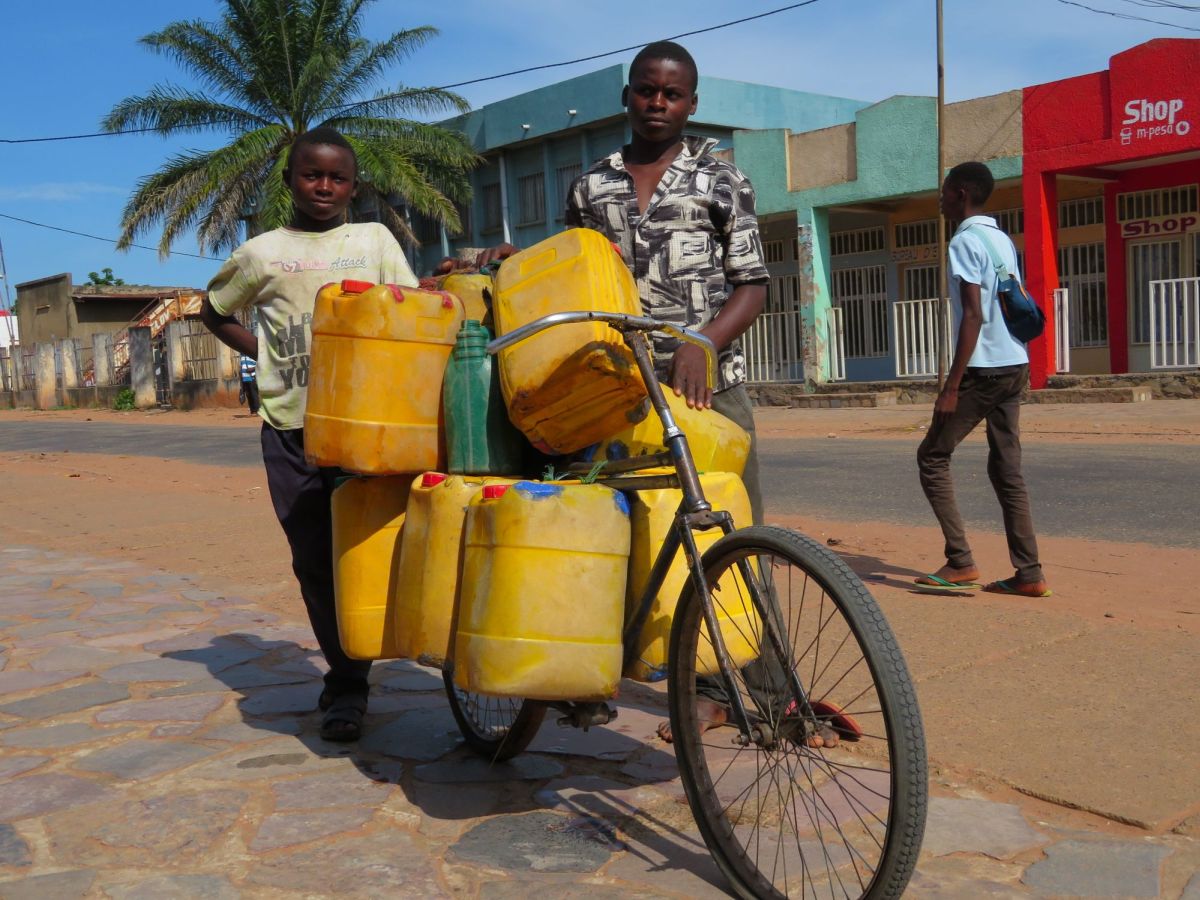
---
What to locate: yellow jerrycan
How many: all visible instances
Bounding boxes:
[453,482,631,701]
[305,279,464,475]
[331,475,411,661]
[625,472,760,681]
[493,229,648,455]
[438,272,493,327]
[593,386,752,477]
[393,472,513,667]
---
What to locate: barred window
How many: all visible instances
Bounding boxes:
[554,163,582,220]
[764,239,787,264]
[413,213,439,244]
[516,173,545,226]
[1056,242,1107,348]
[894,220,938,249]
[1117,185,1198,222]
[450,201,472,239]
[481,183,502,232]
[830,226,885,256]
[903,264,941,302]
[993,208,1024,236]
[1058,196,1104,229]
[831,265,888,357]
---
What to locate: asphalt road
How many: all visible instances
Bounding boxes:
[1,420,1193,548]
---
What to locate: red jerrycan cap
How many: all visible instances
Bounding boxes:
[340,279,374,294]
[481,484,509,500]
[420,472,447,488]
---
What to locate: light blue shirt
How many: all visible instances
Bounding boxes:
[948,215,1029,368]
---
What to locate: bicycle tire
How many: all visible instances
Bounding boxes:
[667,525,927,899]
[442,665,547,762]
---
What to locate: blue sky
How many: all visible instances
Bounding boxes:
[0,0,1193,301]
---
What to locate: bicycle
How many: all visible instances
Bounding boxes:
[442,311,927,899]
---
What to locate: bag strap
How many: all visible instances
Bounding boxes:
[966,224,1012,282]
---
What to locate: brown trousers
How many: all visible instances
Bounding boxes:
[916,364,1044,584]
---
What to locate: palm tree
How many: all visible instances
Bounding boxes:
[103,0,477,258]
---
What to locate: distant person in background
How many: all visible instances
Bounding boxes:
[915,161,1050,598]
[239,354,260,415]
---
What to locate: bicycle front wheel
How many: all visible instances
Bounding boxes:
[667,526,927,899]
[442,665,546,762]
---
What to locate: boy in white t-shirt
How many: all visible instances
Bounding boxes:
[201,127,419,740]
[915,161,1050,598]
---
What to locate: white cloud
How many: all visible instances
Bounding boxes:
[0,182,126,202]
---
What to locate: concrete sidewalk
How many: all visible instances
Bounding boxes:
[2,545,1198,898]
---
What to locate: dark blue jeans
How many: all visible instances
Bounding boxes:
[260,424,371,697]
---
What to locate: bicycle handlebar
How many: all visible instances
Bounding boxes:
[485,311,718,390]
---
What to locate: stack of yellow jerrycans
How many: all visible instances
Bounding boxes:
[306,227,756,702]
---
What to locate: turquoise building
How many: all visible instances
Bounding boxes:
[410,64,869,275]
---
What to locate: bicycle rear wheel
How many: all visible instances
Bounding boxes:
[442,665,546,762]
[667,526,926,899]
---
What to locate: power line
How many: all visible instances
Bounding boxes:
[0,213,223,261]
[1115,0,1200,11]
[1054,0,1200,30]
[0,1,822,146]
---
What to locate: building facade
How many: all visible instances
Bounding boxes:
[411,64,869,275]
[732,37,1199,389]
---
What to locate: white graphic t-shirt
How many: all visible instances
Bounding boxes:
[207,223,417,430]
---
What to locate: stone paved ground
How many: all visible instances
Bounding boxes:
[1,545,1197,898]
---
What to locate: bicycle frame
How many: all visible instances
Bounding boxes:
[488,312,816,743]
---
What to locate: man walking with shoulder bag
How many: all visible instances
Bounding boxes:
[914,161,1051,598]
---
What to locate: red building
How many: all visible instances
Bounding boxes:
[1023,39,1200,387]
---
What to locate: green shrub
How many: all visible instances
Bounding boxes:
[113,388,136,411]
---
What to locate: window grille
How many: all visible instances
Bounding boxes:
[1117,185,1198,222]
[830,226,886,256]
[1056,242,1107,347]
[764,240,787,264]
[993,208,1025,236]
[554,163,582,220]
[481,183,502,232]
[831,264,888,357]
[516,173,545,226]
[904,264,940,302]
[1058,196,1104,229]
[895,220,938,249]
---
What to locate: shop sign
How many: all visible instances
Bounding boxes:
[1120,97,1191,145]
[1121,213,1199,238]
[890,245,940,264]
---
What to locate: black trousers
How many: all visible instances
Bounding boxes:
[260,424,371,696]
[916,364,1043,584]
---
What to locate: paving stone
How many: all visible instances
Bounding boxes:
[0,669,86,694]
[244,831,442,896]
[412,780,503,833]
[0,652,6,671]
[0,824,31,868]
[0,722,134,749]
[49,789,249,867]
[273,654,330,676]
[199,718,302,742]
[603,831,730,899]
[88,626,195,648]
[27,646,131,673]
[0,681,129,719]
[213,662,312,690]
[366,691,447,714]
[98,657,213,683]
[240,626,320,649]
[145,602,206,615]
[270,771,395,809]
[1183,871,1200,900]
[237,683,322,717]
[0,756,48,778]
[1022,839,1171,897]
[8,619,86,639]
[922,797,1049,859]
[906,866,1028,898]
[142,630,219,652]
[416,754,564,784]
[451,812,623,873]
[0,869,96,899]
[477,879,673,900]
[535,776,671,820]
[250,807,374,851]
[152,722,203,737]
[74,739,218,780]
[359,707,463,761]
[98,874,241,900]
[70,578,127,598]
[527,720,645,762]
[378,668,444,693]
[0,773,113,819]
[185,737,348,782]
[94,694,225,723]
[209,609,280,629]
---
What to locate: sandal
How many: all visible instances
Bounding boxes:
[914,572,980,592]
[983,578,1052,598]
[319,692,367,742]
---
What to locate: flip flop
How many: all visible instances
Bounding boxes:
[983,578,1053,598]
[913,573,981,592]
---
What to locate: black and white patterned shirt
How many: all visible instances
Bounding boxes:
[565,136,769,392]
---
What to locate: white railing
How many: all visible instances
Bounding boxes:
[1149,277,1200,369]
[743,310,804,383]
[1053,287,1071,373]
[893,298,950,378]
[827,306,847,382]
